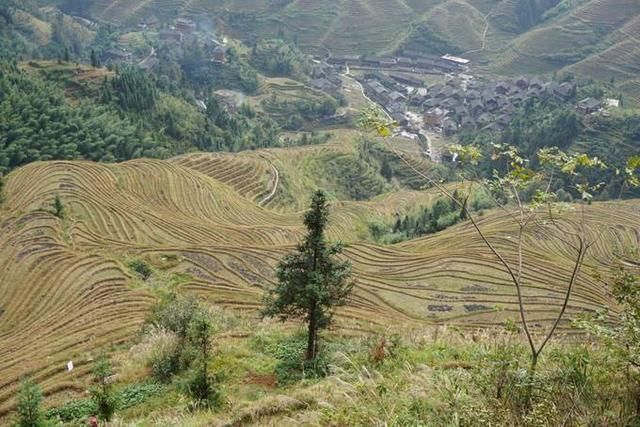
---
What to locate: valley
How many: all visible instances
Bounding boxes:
[1,0,640,425]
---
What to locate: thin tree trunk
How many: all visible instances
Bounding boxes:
[524,352,539,414]
[306,306,317,360]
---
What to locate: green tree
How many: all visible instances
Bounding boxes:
[128,259,152,280]
[263,190,354,360]
[380,158,393,181]
[15,378,44,427]
[109,66,157,112]
[90,354,117,422]
[185,309,221,408]
[52,195,64,219]
[90,49,99,68]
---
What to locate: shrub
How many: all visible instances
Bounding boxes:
[51,195,64,219]
[128,259,152,280]
[367,220,389,242]
[147,294,203,380]
[46,399,96,423]
[46,383,166,423]
[150,294,200,340]
[148,333,181,383]
[182,369,224,410]
[267,332,331,384]
[118,383,167,409]
[435,211,459,231]
[15,378,45,427]
[90,354,117,422]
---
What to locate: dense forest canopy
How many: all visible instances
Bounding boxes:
[0,60,299,173]
[0,61,170,171]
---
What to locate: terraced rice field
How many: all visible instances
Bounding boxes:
[77,0,640,98]
[1,140,639,416]
[487,0,640,99]
[80,0,525,57]
[425,0,486,52]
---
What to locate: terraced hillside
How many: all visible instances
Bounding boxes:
[56,0,640,102]
[171,131,445,212]
[1,142,639,416]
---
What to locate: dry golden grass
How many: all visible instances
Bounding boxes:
[1,148,638,416]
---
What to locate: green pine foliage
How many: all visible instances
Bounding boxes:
[262,190,354,360]
[262,96,338,130]
[15,378,44,427]
[370,190,494,244]
[201,96,281,151]
[458,98,581,161]
[0,60,171,173]
[392,196,464,239]
[109,66,157,112]
[184,310,222,409]
[501,98,581,155]
[0,58,304,174]
[250,39,311,79]
[90,354,117,422]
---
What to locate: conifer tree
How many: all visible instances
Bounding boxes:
[90,354,116,421]
[90,49,99,68]
[52,195,64,219]
[263,190,353,360]
[15,378,44,427]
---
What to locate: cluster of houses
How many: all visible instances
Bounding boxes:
[158,18,228,64]
[322,49,623,139]
[158,17,197,43]
[419,77,579,135]
[359,70,588,135]
[577,97,620,115]
[309,63,344,96]
[102,48,133,64]
[360,71,416,119]
[358,68,624,140]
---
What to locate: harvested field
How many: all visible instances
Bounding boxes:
[1,147,638,416]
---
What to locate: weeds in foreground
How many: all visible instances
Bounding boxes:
[21,304,640,427]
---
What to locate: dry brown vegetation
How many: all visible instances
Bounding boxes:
[1,142,639,417]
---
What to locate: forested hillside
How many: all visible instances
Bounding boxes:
[0,60,290,173]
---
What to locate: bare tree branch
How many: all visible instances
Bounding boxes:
[383,140,538,354]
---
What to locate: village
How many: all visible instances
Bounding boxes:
[314,50,621,161]
[71,13,621,163]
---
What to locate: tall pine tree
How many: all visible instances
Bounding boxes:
[262,190,353,360]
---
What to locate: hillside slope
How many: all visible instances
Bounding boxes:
[1,150,638,415]
[49,0,640,102]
